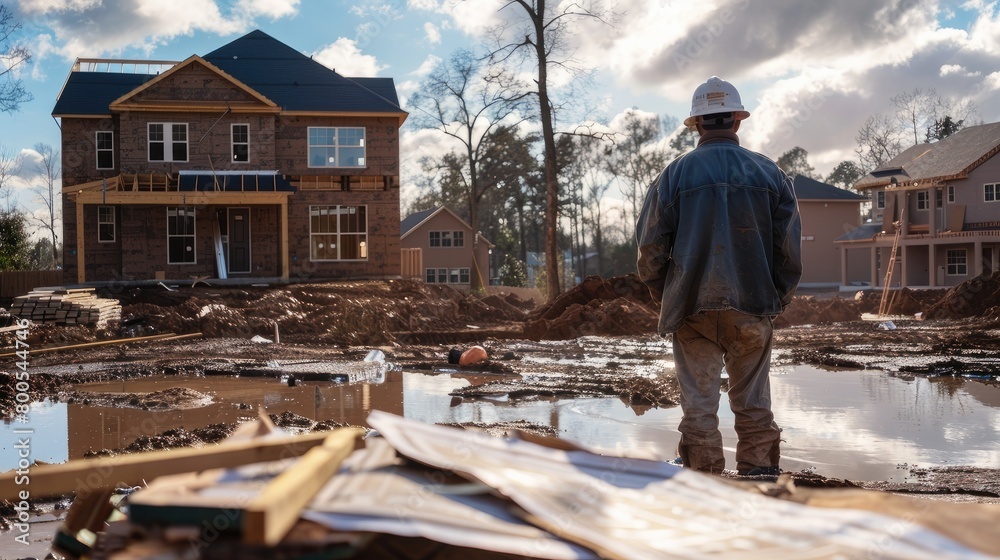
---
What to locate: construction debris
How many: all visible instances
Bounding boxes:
[24,412,1000,559]
[9,287,121,327]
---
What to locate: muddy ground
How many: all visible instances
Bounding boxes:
[2,272,1000,518]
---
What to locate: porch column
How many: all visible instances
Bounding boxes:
[871,247,879,287]
[900,245,907,287]
[974,240,983,277]
[76,200,85,284]
[928,242,936,288]
[928,187,937,234]
[840,246,847,287]
[280,199,289,281]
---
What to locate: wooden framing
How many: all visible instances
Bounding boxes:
[0,427,363,501]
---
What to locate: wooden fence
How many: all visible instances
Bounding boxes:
[401,248,422,279]
[0,270,64,299]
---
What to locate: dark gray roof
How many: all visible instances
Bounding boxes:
[52,72,152,115]
[400,207,438,236]
[856,121,1000,188]
[835,223,883,242]
[53,30,404,117]
[203,30,404,114]
[793,175,866,201]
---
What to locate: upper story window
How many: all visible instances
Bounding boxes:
[149,123,188,162]
[935,189,943,208]
[96,131,114,169]
[916,191,929,211]
[986,183,999,203]
[232,124,249,163]
[429,230,465,248]
[308,127,365,168]
[947,185,955,203]
[875,190,885,209]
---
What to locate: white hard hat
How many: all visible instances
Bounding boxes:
[683,76,750,127]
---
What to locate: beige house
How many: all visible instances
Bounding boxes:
[792,175,869,288]
[400,207,493,290]
[837,121,1000,288]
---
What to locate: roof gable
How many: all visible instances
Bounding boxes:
[110,56,276,112]
[400,207,475,239]
[856,121,1000,189]
[203,30,406,119]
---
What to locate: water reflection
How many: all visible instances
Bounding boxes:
[2,365,999,482]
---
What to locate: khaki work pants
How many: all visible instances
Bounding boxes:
[671,309,781,474]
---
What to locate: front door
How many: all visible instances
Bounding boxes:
[228,208,251,274]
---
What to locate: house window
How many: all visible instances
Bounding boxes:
[96,131,114,169]
[916,191,929,210]
[947,185,955,203]
[309,205,368,261]
[946,249,967,276]
[232,124,249,162]
[167,207,196,264]
[429,230,465,248]
[425,267,469,284]
[875,190,885,209]
[149,123,188,162]
[986,183,999,202]
[935,189,943,208]
[307,127,365,168]
[98,206,115,243]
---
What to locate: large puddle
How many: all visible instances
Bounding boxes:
[3,359,1000,482]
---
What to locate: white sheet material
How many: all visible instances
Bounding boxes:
[366,410,991,560]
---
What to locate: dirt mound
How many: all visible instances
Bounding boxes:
[525,274,658,340]
[772,296,862,328]
[68,386,213,410]
[923,272,1000,320]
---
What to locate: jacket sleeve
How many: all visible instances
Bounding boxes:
[772,171,803,308]
[635,176,673,303]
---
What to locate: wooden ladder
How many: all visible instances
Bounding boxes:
[878,212,904,316]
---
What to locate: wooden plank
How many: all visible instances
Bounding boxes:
[0,333,177,358]
[0,428,363,500]
[243,429,360,546]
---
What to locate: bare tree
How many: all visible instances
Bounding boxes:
[30,143,60,269]
[605,109,668,241]
[485,0,613,300]
[0,143,22,212]
[892,88,979,146]
[1,4,32,114]
[408,49,528,289]
[854,113,903,174]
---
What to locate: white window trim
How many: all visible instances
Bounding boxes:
[876,190,886,209]
[167,207,196,265]
[309,205,369,261]
[947,185,955,203]
[98,206,115,243]
[307,127,366,168]
[916,191,929,211]
[945,249,967,276]
[96,131,114,170]
[232,123,249,163]
[985,183,999,203]
[149,123,189,163]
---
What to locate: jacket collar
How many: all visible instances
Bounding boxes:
[697,129,740,147]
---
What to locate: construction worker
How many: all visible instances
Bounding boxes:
[635,76,802,476]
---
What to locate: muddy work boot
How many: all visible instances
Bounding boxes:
[740,466,780,479]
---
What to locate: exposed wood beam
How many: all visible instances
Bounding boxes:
[73,191,289,205]
[76,201,85,284]
[280,199,289,280]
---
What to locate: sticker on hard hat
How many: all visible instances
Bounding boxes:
[707,92,726,101]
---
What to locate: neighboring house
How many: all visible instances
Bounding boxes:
[792,175,869,288]
[400,207,493,290]
[53,30,407,284]
[837,121,1000,288]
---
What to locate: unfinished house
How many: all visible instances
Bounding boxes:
[53,30,407,284]
[792,175,868,288]
[400,207,493,291]
[837,121,1000,288]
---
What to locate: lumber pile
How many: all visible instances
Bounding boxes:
[9,287,122,327]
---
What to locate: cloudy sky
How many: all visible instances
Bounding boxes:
[1,0,998,220]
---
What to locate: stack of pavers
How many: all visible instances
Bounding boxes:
[9,287,122,327]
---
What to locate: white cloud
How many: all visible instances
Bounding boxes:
[940,63,981,77]
[423,21,441,44]
[412,54,441,76]
[18,0,300,60]
[312,38,386,77]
